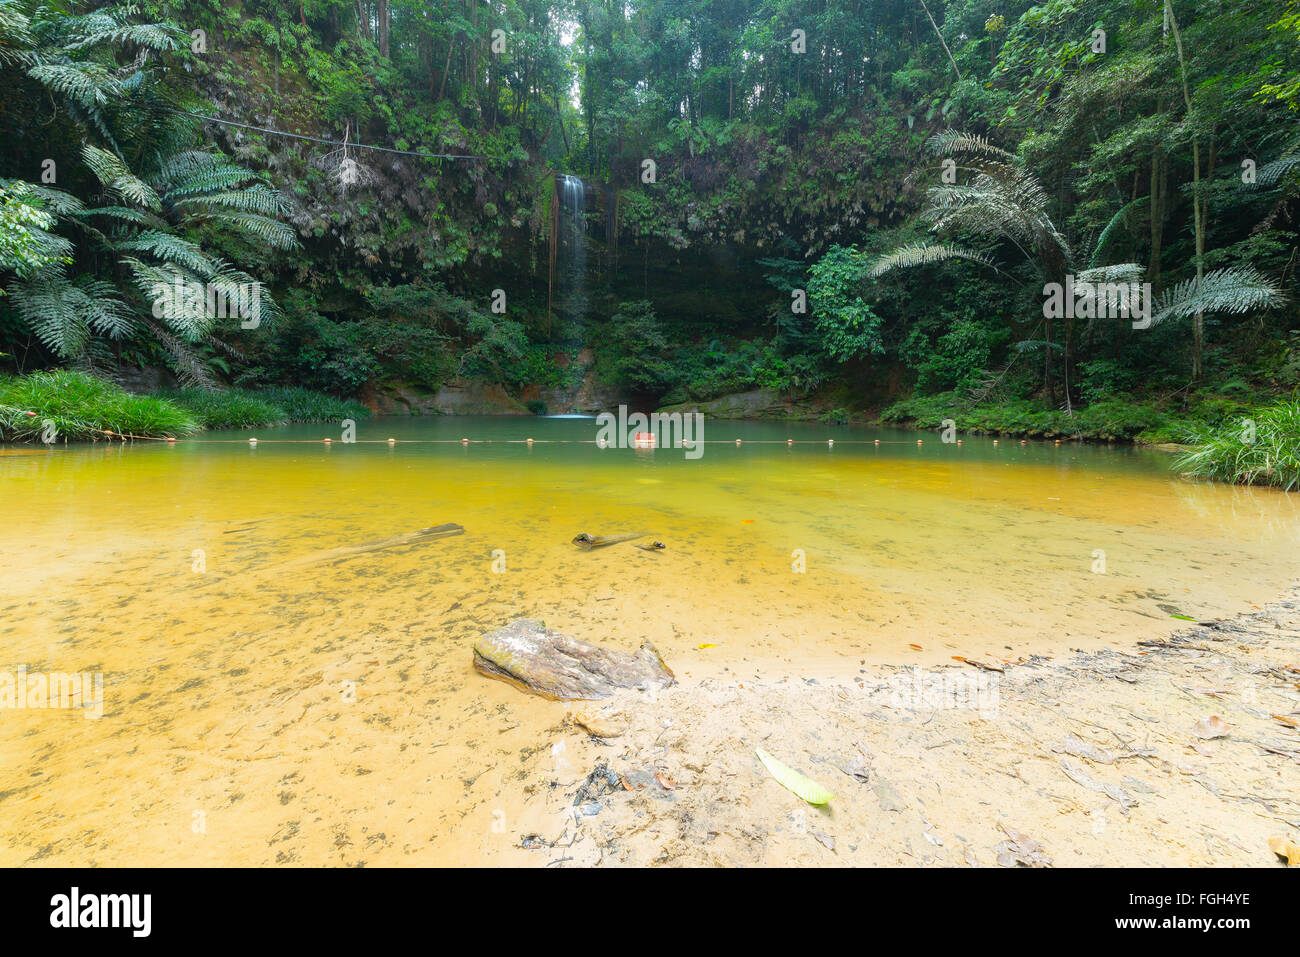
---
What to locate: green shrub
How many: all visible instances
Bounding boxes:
[1174,402,1300,491]
[0,370,198,441]
[164,388,287,429]
[253,386,371,423]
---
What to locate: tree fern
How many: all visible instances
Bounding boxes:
[924,129,1017,164]
[118,230,220,276]
[82,144,161,210]
[1149,267,1286,325]
[868,242,1001,278]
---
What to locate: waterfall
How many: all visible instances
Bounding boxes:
[558,174,587,325]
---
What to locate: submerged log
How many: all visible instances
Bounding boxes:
[473,619,675,700]
[279,523,464,569]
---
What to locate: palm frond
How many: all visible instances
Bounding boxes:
[1150,267,1286,325]
[867,243,1000,278]
[924,129,1017,163]
[1076,263,1146,285]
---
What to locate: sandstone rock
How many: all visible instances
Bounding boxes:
[473,619,675,700]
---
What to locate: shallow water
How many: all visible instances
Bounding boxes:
[1,416,1297,864]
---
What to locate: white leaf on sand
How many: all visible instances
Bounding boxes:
[1194,715,1229,739]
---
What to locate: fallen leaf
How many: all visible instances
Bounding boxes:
[1194,715,1229,739]
[1271,714,1299,729]
[697,643,717,649]
[755,748,834,805]
[654,771,677,790]
[909,643,923,651]
[1268,836,1300,866]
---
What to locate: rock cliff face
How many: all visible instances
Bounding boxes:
[657,388,817,419]
[366,349,627,416]
[366,379,528,415]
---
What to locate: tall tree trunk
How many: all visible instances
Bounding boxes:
[1149,146,1164,293]
[377,0,389,57]
[1165,1,1205,380]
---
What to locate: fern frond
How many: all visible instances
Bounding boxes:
[173,185,285,217]
[193,210,298,249]
[1088,197,1149,267]
[868,243,1000,278]
[924,129,1017,163]
[1256,152,1300,187]
[82,144,161,210]
[118,230,218,276]
[1076,263,1145,285]
[1150,267,1286,325]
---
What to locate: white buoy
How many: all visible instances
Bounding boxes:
[249,437,257,446]
[387,437,396,445]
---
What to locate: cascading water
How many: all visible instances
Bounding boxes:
[558,174,587,325]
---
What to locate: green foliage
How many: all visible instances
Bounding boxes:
[162,387,287,429]
[0,370,197,440]
[1175,403,1300,490]
[603,300,673,391]
[906,318,1007,395]
[163,384,371,428]
[807,245,884,361]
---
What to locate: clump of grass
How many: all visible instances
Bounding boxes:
[1174,402,1300,491]
[163,386,372,429]
[253,386,371,423]
[0,370,198,441]
[163,387,287,429]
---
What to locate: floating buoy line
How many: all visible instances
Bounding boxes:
[64,428,1076,447]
